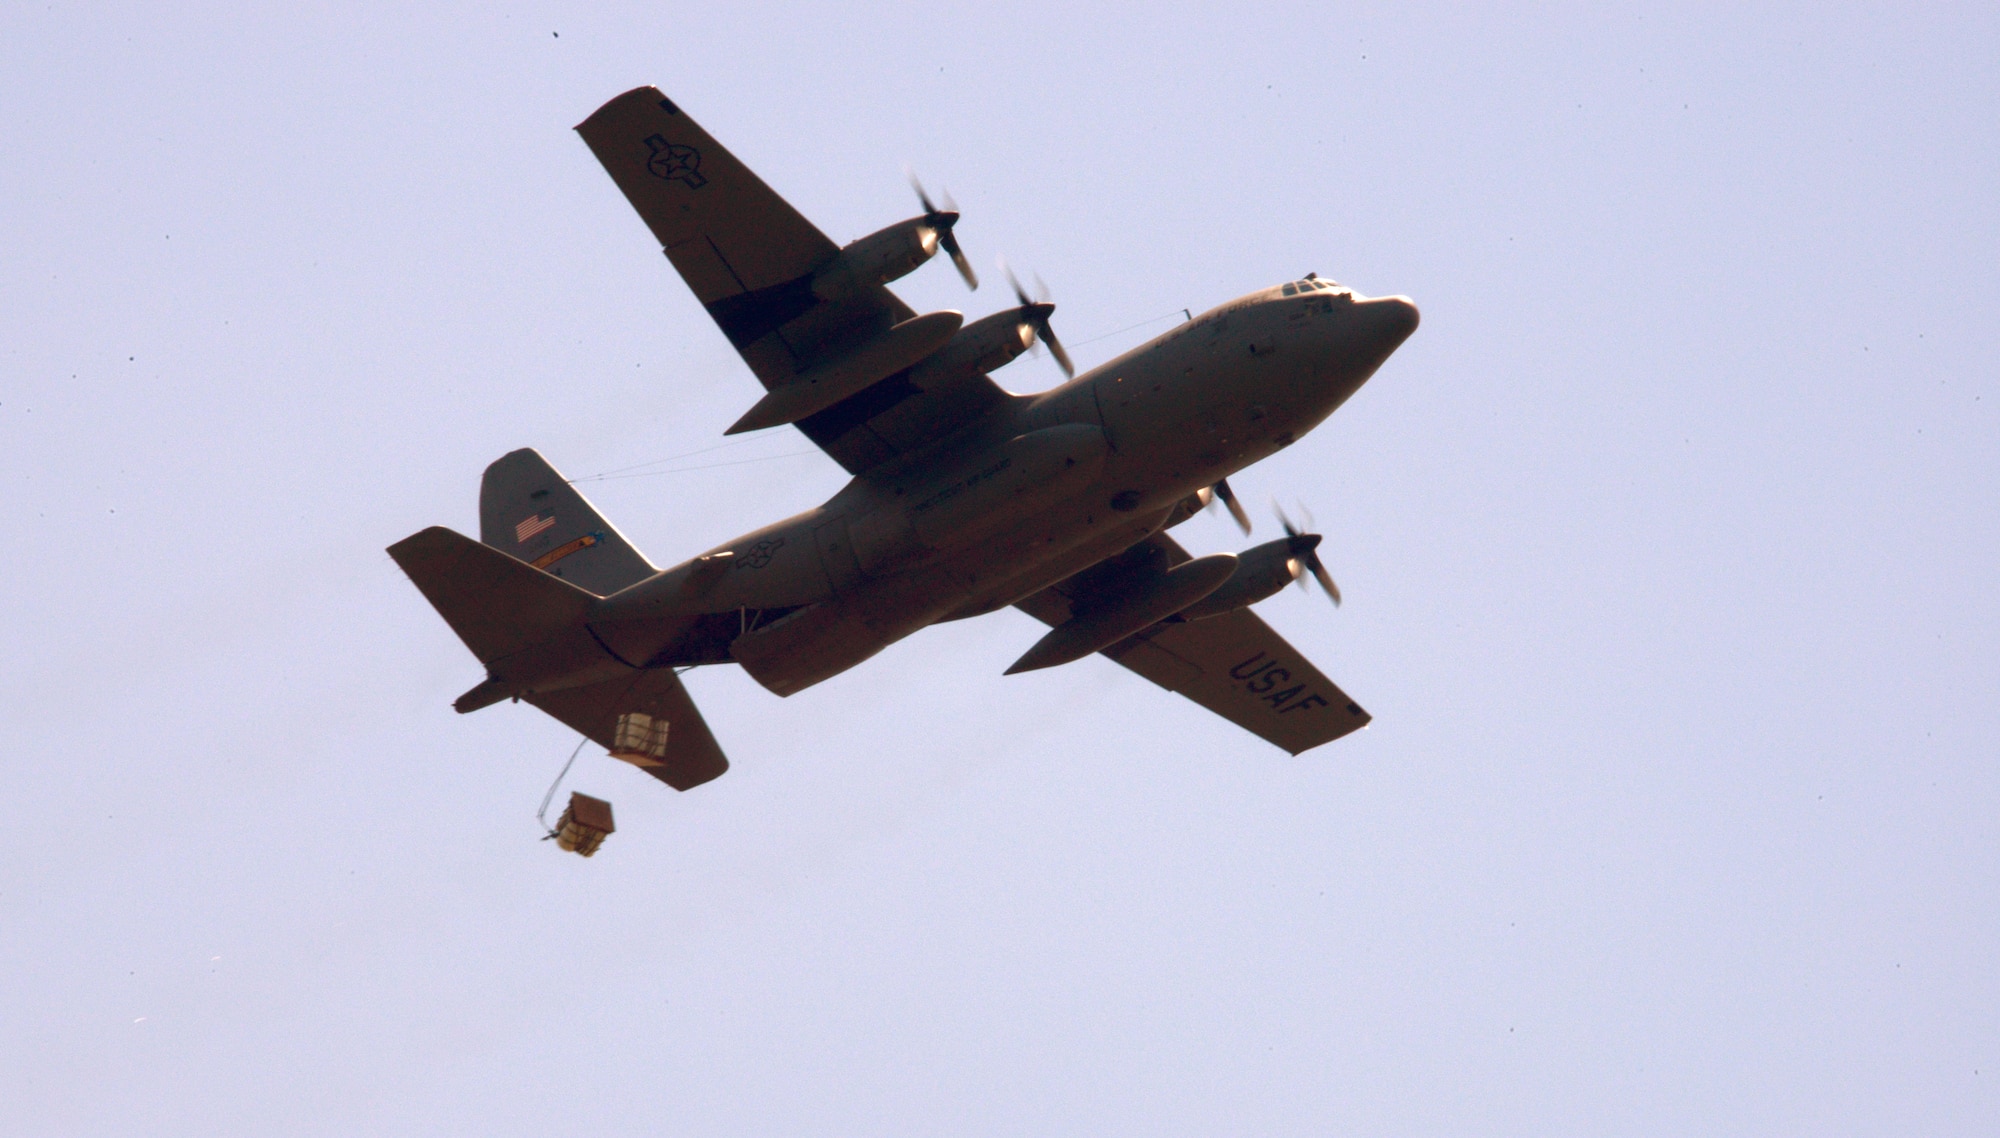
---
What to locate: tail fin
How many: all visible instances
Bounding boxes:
[479,448,655,596]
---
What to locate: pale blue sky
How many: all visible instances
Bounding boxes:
[4,3,1996,1134]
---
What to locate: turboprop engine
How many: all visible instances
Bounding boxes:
[908,308,1039,389]
[1176,537,1308,620]
[912,268,1073,388]
[810,217,944,302]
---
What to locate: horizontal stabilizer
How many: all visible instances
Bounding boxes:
[387,526,596,664]
[526,669,729,791]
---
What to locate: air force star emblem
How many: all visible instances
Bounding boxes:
[738,537,784,569]
[643,134,707,188]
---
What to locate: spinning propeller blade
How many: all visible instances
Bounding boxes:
[910,172,978,290]
[1275,503,1341,607]
[1206,477,1252,535]
[1000,258,1074,377]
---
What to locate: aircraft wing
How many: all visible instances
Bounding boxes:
[577,88,1010,474]
[1015,533,1372,754]
[524,669,729,791]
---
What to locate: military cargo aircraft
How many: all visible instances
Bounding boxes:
[389,87,1419,791]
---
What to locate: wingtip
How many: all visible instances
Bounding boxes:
[575,85,674,132]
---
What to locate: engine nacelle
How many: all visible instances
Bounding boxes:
[811,217,939,301]
[908,308,1037,388]
[1177,538,1300,620]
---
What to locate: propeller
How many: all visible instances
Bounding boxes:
[910,173,978,291]
[1199,477,1252,535]
[1275,503,1341,606]
[1000,259,1074,377]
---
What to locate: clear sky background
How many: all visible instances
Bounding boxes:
[5,3,1996,1134]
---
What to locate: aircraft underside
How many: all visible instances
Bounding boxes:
[388,85,1418,793]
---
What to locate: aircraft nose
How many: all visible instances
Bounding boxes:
[1362,295,1419,347]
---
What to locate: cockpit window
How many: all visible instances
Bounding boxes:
[1284,279,1351,297]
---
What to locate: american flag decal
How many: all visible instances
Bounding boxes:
[515,513,557,543]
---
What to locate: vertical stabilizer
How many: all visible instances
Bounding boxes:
[480,448,656,595]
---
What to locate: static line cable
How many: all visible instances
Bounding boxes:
[537,736,589,839]
[1069,308,1197,350]
[578,451,818,482]
[568,433,801,483]
[582,434,767,477]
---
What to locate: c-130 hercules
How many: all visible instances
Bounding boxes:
[389,87,1419,791]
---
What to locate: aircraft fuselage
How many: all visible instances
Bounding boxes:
[593,280,1418,695]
